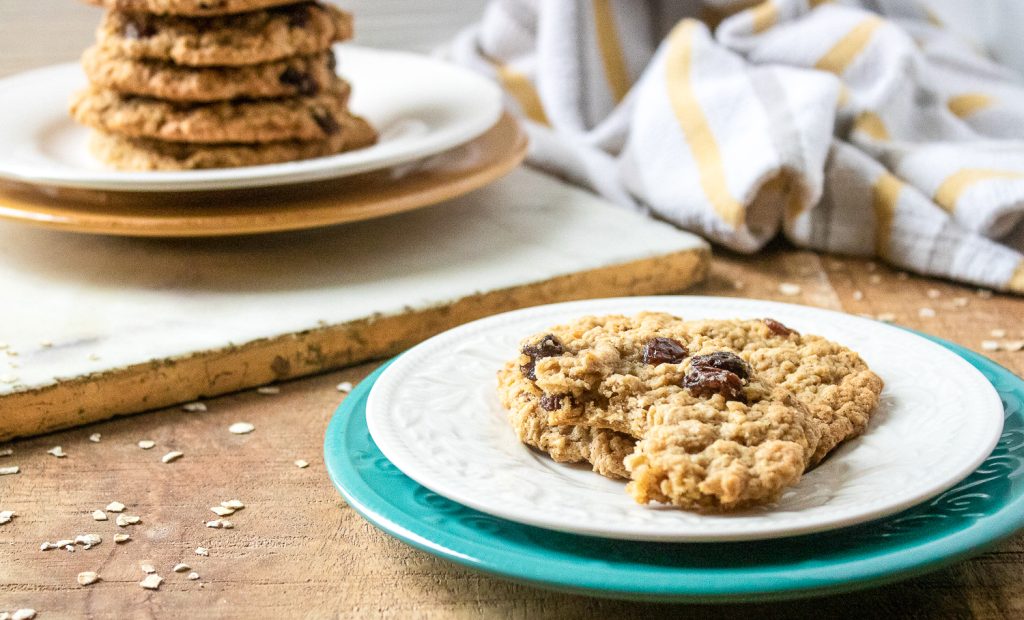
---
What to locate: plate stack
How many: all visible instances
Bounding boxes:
[69,0,377,170]
[325,297,1023,602]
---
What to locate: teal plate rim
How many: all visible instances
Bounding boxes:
[323,333,1024,603]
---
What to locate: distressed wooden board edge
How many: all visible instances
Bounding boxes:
[0,246,709,440]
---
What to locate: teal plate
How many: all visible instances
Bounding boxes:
[324,335,1024,603]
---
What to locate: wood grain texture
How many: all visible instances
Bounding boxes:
[2,3,1024,618]
[1,245,708,441]
[2,247,1022,619]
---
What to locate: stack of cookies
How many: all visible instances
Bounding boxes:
[70,0,376,170]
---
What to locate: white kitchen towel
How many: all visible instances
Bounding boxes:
[447,0,1024,294]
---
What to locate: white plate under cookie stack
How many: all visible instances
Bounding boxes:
[69,0,377,170]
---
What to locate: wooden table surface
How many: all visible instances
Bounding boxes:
[2,4,1024,619]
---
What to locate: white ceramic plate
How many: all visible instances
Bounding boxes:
[0,45,503,192]
[366,296,1005,542]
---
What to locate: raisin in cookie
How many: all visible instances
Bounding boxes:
[95,3,351,67]
[88,114,375,170]
[84,0,303,16]
[82,47,340,102]
[70,84,352,143]
[498,360,634,479]
[681,318,884,465]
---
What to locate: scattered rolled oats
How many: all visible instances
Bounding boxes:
[868,274,882,285]
[47,446,66,458]
[77,571,100,586]
[981,340,1000,351]
[0,466,19,476]
[991,329,1007,338]
[256,386,280,395]
[11,610,36,620]
[221,499,244,510]
[161,451,184,464]
[0,510,15,524]
[114,534,131,544]
[188,572,200,580]
[926,289,941,299]
[141,564,156,574]
[89,433,102,443]
[92,510,107,521]
[195,547,209,556]
[852,290,864,301]
[0,448,11,457]
[777,283,801,296]
[55,539,74,548]
[138,440,156,450]
[173,563,191,573]
[228,422,254,435]
[106,501,125,513]
[210,506,234,517]
[918,307,936,318]
[336,381,353,393]
[40,542,57,551]
[139,574,163,590]
[1006,340,1024,352]
[182,402,207,413]
[294,460,309,469]
[116,514,141,527]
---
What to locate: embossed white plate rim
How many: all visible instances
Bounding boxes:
[366,296,1005,542]
[0,45,503,191]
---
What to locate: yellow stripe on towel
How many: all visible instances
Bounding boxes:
[751,1,779,33]
[872,172,903,258]
[947,93,995,118]
[593,0,631,103]
[494,64,551,126]
[815,16,884,76]
[1010,260,1024,294]
[854,112,890,141]
[665,21,745,229]
[934,169,1024,212]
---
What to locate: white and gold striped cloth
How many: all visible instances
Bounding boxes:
[448,0,1024,294]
